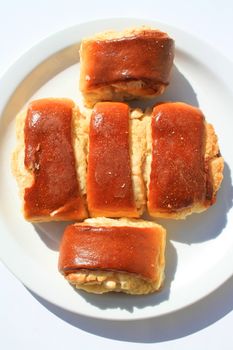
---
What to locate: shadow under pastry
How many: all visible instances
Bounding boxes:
[154,162,232,244]
[70,239,177,312]
[27,272,233,343]
[33,221,74,251]
[128,64,199,110]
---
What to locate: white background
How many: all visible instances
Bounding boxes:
[0,0,233,349]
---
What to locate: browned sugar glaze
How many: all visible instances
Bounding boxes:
[59,224,164,281]
[148,103,212,213]
[87,102,137,217]
[81,31,174,92]
[24,99,86,220]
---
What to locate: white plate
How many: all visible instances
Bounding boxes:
[0,18,232,321]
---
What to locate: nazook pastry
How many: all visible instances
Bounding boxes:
[58,217,166,294]
[12,99,146,221]
[12,98,87,221]
[144,102,224,219]
[80,27,175,107]
[12,100,224,221]
[86,102,146,217]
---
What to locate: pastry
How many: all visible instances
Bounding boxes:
[86,102,145,217]
[80,27,174,107]
[145,102,224,219]
[58,217,166,294]
[12,98,87,221]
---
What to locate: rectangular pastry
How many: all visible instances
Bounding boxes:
[86,102,145,217]
[80,27,174,107]
[58,217,166,295]
[145,102,224,219]
[12,98,87,221]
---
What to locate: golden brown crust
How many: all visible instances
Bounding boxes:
[145,102,224,219]
[59,217,166,295]
[12,99,87,222]
[12,100,223,222]
[86,102,138,217]
[12,101,146,221]
[82,105,146,217]
[80,27,174,107]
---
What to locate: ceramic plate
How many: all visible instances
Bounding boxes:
[0,18,232,320]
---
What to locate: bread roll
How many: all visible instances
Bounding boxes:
[12,98,87,221]
[145,102,224,219]
[80,27,175,107]
[58,217,166,294]
[86,102,145,217]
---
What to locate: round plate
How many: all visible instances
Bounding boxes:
[0,18,232,321]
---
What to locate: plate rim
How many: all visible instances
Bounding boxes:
[0,17,232,321]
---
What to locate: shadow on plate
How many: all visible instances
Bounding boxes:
[33,221,74,251]
[128,65,199,109]
[154,162,233,244]
[28,273,233,343]
[29,162,232,342]
[71,239,177,312]
[29,237,177,311]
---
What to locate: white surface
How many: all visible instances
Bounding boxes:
[1,17,233,321]
[0,0,233,348]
